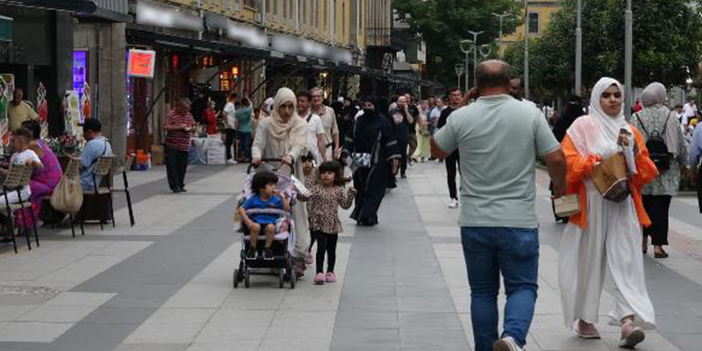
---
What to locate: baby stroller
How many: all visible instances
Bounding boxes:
[233,160,297,289]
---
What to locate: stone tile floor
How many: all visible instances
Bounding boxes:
[0,163,699,350]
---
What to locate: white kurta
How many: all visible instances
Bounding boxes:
[559,180,656,329]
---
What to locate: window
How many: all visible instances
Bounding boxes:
[528,12,539,34]
[266,0,271,13]
[323,0,328,30]
[342,2,346,40]
[283,0,288,18]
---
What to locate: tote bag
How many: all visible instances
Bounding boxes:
[591,152,630,202]
[50,174,83,214]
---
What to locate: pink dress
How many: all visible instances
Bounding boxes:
[15,141,63,228]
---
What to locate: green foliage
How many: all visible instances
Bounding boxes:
[394,0,521,87]
[504,0,702,100]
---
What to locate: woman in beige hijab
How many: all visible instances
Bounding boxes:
[252,88,310,276]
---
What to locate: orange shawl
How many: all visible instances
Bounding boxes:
[563,125,658,229]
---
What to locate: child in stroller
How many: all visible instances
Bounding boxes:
[233,166,298,289]
[238,171,291,260]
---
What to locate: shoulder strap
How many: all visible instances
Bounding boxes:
[635,113,650,137]
[661,111,672,137]
[89,139,108,167]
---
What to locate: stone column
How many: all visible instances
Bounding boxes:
[97,22,126,167]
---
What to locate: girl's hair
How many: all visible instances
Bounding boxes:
[301,152,315,163]
[251,171,278,194]
[21,120,40,140]
[318,161,348,186]
[11,127,32,143]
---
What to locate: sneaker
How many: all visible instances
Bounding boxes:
[305,252,314,265]
[246,247,257,260]
[179,187,187,193]
[492,336,522,351]
[263,248,274,261]
[448,199,459,208]
[619,320,645,349]
[325,272,337,283]
[314,272,325,285]
[574,320,601,339]
[400,173,407,179]
[227,159,238,165]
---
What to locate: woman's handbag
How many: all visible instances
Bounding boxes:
[591,152,631,202]
[51,160,84,214]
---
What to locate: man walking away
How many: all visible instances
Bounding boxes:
[164,98,196,193]
[431,60,566,351]
[437,87,463,208]
[683,98,697,127]
[223,92,238,164]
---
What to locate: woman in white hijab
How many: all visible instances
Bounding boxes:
[558,78,658,349]
[631,82,688,258]
[252,88,310,275]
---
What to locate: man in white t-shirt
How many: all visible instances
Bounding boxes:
[223,92,238,164]
[683,99,697,126]
[298,91,325,164]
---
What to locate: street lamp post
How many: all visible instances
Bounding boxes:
[467,30,484,85]
[492,12,511,57]
[624,0,633,120]
[455,63,465,90]
[459,40,474,90]
[575,0,582,96]
[524,0,530,100]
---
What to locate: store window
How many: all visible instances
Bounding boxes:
[528,12,539,34]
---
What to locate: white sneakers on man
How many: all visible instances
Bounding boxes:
[492,337,523,351]
[448,199,460,208]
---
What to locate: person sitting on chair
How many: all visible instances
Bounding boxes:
[80,119,113,191]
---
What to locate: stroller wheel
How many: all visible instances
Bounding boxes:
[244,268,250,288]
[233,268,240,289]
[290,260,297,289]
[279,270,285,289]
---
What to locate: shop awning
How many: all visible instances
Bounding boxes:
[0,0,97,13]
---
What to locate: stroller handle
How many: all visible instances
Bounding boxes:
[247,158,294,175]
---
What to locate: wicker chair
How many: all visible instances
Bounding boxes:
[0,163,33,253]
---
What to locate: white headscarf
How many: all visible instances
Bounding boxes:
[567,78,635,162]
[267,88,308,149]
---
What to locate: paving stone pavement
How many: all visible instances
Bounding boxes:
[0,163,700,351]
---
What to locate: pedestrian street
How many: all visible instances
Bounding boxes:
[0,163,700,351]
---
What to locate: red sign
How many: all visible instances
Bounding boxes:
[127,49,156,78]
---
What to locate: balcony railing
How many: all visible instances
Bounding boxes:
[366,27,392,48]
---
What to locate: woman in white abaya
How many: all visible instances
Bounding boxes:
[558,78,658,349]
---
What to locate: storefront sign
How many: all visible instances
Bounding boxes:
[73,50,87,92]
[127,49,156,78]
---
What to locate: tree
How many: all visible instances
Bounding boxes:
[394,0,521,88]
[505,0,702,101]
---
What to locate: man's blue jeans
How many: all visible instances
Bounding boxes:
[460,227,539,351]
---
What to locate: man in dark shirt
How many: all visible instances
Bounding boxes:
[389,95,412,178]
[437,87,464,208]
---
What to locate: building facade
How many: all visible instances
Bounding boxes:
[499,0,562,54]
[1,0,408,165]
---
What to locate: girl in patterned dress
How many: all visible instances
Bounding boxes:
[302,161,355,284]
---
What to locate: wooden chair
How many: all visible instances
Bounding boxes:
[81,156,114,231]
[0,163,32,253]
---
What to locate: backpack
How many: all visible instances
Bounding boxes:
[635,112,671,172]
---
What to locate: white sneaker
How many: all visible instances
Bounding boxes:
[492,336,523,351]
[227,159,238,165]
[448,199,459,208]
